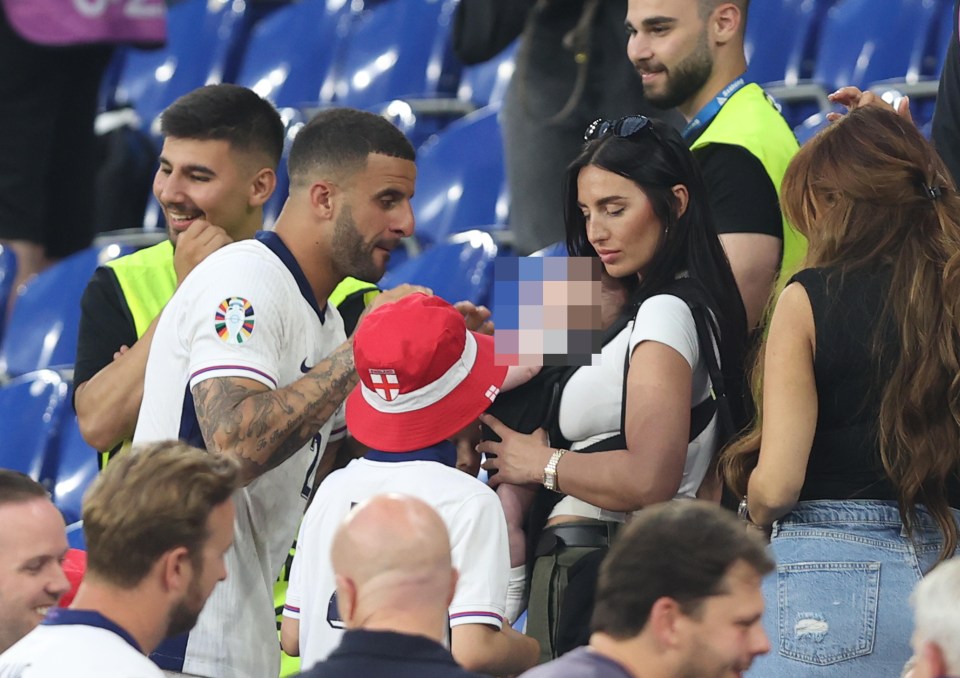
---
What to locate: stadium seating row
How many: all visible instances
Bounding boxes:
[97,0,953,253]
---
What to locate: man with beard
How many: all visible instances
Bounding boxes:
[0,442,239,677]
[74,83,284,467]
[520,502,772,678]
[133,107,427,678]
[0,472,70,656]
[626,0,802,329]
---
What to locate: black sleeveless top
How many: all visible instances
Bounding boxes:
[793,266,960,506]
[793,266,897,501]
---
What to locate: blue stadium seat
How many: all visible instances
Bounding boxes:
[234,0,351,109]
[768,0,945,126]
[819,0,942,86]
[869,0,954,126]
[793,112,833,145]
[65,521,86,551]
[110,0,256,140]
[385,39,519,145]
[412,105,509,248]
[745,0,831,85]
[51,404,98,526]
[457,40,518,109]
[379,231,499,307]
[0,370,69,482]
[321,0,462,110]
[530,242,568,258]
[0,243,132,378]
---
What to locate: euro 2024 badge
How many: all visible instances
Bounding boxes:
[215,297,255,345]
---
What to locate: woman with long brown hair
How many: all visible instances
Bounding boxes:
[721,104,960,677]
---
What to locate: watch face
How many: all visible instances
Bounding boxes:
[543,469,556,491]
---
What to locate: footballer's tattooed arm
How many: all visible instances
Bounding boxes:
[192,341,358,484]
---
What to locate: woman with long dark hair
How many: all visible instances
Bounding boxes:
[721,105,960,677]
[479,115,747,662]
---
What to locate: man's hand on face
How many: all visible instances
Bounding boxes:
[174,219,235,285]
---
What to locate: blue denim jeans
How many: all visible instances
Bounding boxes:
[747,500,960,678]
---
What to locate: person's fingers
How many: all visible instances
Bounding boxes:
[478,413,508,438]
[898,95,915,125]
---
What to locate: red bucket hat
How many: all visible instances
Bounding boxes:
[346,293,508,451]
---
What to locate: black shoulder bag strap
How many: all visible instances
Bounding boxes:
[689,301,735,447]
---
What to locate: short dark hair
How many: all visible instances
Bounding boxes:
[698,0,750,17]
[82,441,240,588]
[287,107,415,189]
[590,501,773,638]
[160,83,284,166]
[0,470,48,506]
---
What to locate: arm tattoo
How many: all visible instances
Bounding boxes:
[191,342,358,481]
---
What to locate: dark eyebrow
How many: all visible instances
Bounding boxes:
[157,156,216,176]
[578,196,627,209]
[374,188,407,201]
[641,16,676,29]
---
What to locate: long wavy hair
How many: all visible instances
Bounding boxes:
[721,106,960,560]
[563,118,747,396]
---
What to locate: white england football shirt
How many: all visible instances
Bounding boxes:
[0,610,164,677]
[283,451,510,671]
[135,232,347,678]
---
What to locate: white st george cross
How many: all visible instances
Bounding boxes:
[370,369,400,401]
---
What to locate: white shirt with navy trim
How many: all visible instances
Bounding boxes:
[283,449,510,671]
[135,232,347,678]
[0,609,163,677]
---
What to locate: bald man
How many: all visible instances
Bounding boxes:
[295,495,484,678]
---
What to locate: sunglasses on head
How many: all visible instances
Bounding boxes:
[583,115,655,142]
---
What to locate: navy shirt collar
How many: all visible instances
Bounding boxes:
[365,441,457,467]
[256,230,326,324]
[43,608,143,653]
[333,628,458,663]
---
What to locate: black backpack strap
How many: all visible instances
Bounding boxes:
[688,301,736,446]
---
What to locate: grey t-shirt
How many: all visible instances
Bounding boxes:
[520,648,632,678]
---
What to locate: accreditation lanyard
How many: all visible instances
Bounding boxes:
[682,75,748,139]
